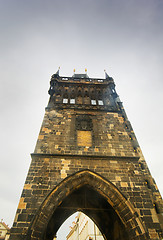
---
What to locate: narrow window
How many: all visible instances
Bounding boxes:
[63,98,68,104]
[70,99,75,104]
[91,100,96,105]
[98,100,104,105]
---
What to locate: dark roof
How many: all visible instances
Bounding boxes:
[72,73,89,78]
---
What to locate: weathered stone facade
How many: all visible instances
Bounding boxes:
[9,72,163,240]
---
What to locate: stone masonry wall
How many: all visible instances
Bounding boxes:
[34,109,138,157]
[12,155,162,239]
[10,108,163,239]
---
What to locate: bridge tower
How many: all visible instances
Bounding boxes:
[10,71,163,240]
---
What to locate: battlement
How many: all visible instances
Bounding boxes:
[51,74,114,85]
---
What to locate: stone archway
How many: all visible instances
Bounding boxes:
[27,170,148,240]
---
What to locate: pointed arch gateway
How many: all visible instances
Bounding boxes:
[27,170,148,240]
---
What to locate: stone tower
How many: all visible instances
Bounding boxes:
[10,71,163,240]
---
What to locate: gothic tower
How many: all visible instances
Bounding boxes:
[10,71,163,240]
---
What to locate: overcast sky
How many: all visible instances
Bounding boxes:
[0,0,163,238]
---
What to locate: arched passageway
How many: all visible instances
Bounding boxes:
[46,185,127,240]
[27,170,148,240]
[59,211,105,240]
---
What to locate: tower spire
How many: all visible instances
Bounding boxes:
[51,67,60,79]
[104,69,110,79]
[56,66,60,76]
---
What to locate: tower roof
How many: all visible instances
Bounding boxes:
[72,73,89,78]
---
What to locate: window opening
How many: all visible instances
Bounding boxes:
[91,100,96,105]
[63,98,68,104]
[98,100,104,105]
[70,99,75,104]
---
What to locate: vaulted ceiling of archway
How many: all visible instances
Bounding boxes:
[45,185,129,240]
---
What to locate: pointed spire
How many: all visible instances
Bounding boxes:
[104,69,110,79]
[51,67,60,79]
[56,66,60,76]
